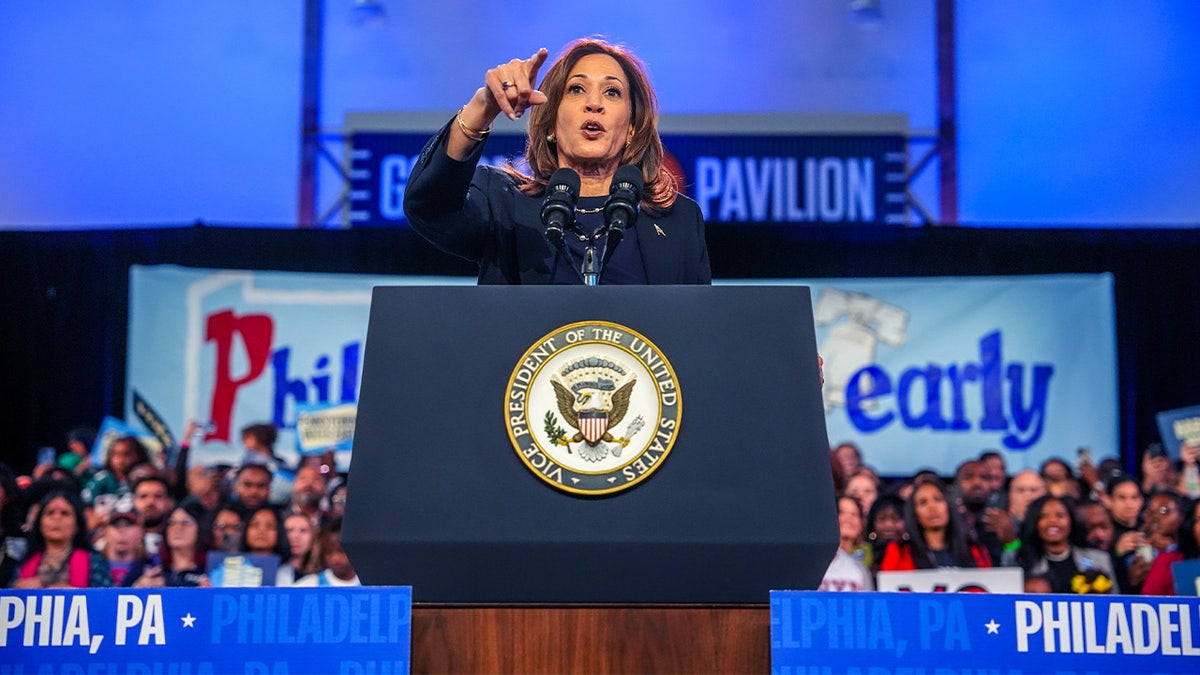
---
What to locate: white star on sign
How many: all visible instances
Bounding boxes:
[181,613,197,628]
[985,619,1000,634]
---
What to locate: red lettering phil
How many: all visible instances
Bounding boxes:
[205,310,274,442]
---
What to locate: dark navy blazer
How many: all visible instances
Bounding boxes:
[403,120,712,286]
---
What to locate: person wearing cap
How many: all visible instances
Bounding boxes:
[101,502,162,587]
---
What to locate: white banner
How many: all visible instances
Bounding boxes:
[876,568,1024,594]
[127,267,1115,475]
[127,265,470,469]
[727,275,1117,475]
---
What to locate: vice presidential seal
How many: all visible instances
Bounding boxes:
[505,321,682,496]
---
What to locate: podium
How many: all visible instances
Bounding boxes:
[343,286,836,671]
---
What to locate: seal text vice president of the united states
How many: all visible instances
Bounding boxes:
[403,38,712,285]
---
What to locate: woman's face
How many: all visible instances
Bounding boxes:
[40,496,77,546]
[212,510,243,550]
[321,534,354,581]
[1145,494,1181,539]
[1108,481,1144,524]
[837,497,863,543]
[106,518,143,555]
[1036,499,1071,547]
[553,53,632,175]
[108,441,137,476]
[914,483,949,531]
[166,509,199,549]
[844,476,878,513]
[285,515,314,557]
[871,506,905,542]
[1007,470,1046,520]
[246,510,279,553]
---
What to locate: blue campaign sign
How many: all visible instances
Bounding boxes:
[1156,404,1200,461]
[771,591,1200,675]
[1,586,412,675]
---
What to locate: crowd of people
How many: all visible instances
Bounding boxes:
[5,418,1200,597]
[1,422,356,589]
[820,440,1200,595]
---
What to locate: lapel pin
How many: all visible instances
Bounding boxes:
[654,224,666,237]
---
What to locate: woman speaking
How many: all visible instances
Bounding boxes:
[403,38,711,285]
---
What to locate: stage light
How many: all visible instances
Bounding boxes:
[350,0,386,27]
[848,0,883,26]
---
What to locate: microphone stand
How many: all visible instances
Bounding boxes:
[589,224,625,286]
[553,221,589,284]
[582,244,599,286]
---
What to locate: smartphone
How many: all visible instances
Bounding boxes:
[1076,447,1092,467]
[986,491,1007,510]
[5,537,28,561]
[144,532,163,565]
[1136,544,1155,564]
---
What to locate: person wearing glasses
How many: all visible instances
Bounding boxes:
[210,505,245,553]
[1140,490,1187,595]
[162,502,211,587]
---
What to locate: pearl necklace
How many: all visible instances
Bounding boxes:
[574,205,604,215]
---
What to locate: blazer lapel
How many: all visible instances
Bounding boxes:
[634,218,678,284]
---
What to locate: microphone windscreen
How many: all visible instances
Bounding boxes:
[612,165,644,199]
[548,167,580,198]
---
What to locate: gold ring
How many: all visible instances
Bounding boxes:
[501,81,514,90]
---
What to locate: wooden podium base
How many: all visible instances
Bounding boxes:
[411,604,771,674]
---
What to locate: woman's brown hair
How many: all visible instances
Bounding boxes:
[508,38,678,213]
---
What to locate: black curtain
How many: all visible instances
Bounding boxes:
[2,223,1197,476]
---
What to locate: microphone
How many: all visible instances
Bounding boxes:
[603,165,643,232]
[593,165,643,281]
[540,168,580,250]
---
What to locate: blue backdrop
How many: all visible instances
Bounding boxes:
[1,1,1197,228]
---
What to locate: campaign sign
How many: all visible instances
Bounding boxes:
[126,265,473,471]
[206,553,281,588]
[0,586,412,674]
[771,591,1200,674]
[876,568,1023,594]
[89,416,164,471]
[294,402,357,456]
[1175,559,1200,597]
[1156,405,1200,460]
[727,274,1118,476]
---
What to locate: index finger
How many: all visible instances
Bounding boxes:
[525,48,549,87]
